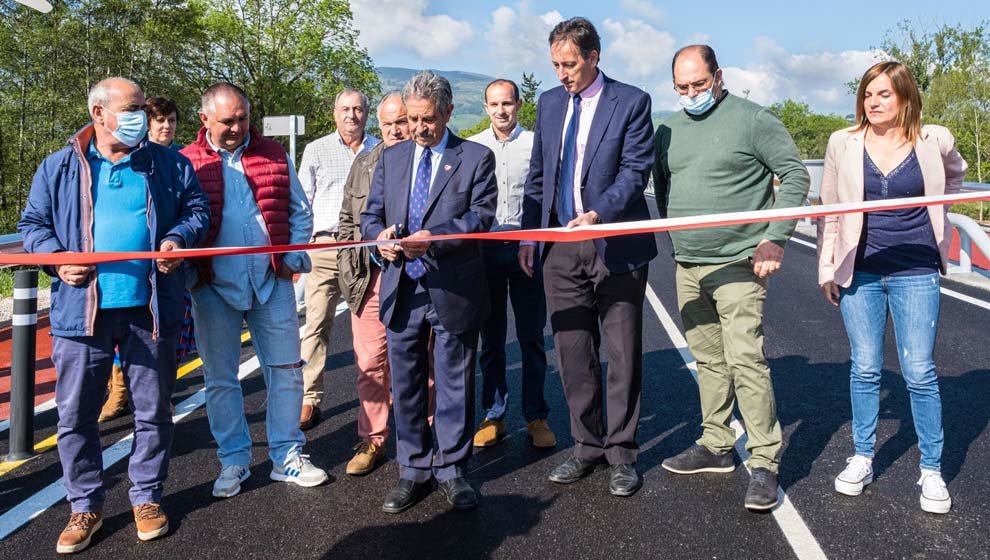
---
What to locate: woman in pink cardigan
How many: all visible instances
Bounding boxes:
[817,61,967,514]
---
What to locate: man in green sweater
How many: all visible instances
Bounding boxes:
[653,45,810,511]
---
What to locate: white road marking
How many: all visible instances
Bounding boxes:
[789,235,990,311]
[0,303,346,541]
[645,285,828,560]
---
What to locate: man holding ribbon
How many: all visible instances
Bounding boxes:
[653,45,810,511]
[519,17,657,498]
[181,83,329,501]
[19,77,209,553]
[361,70,497,514]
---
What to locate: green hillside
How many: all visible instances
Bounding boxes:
[376,67,494,132]
[376,67,675,133]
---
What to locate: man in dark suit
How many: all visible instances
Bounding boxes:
[361,70,497,513]
[519,17,657,497]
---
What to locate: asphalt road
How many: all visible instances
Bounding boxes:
[2,227,989,559]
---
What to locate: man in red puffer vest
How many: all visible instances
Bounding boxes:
[181,83,329,500]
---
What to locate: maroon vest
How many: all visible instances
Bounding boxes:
[181,125,292,282]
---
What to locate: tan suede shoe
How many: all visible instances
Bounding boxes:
[346,441,385,475]
[56,511,102,554]
[473,419,505,448]
[133,503,169,541]
[299,403,321,431]
[98,364,129,422]
[527,419,557,448]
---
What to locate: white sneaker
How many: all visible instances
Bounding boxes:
[834,456,873,496]
[270,454,328,487]
[213,465,251,498]
[917,469,951,514]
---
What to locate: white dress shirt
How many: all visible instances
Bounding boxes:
[559,70,605,215]
[411,129,450,195]
[298,130,379,235]
[468,123,532,231]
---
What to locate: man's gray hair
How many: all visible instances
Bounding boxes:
[335,88,370,111]
[87,77,141,111]
[402,71,452,115]
[200,83,251,116]
[376,92,403,119]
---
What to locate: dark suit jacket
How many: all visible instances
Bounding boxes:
[361,132,498,334]
[522,73,658,273]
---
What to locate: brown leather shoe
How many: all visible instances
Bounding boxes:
[133,503,169,541]
[56,511,102,554]
[473,418,505,448]
[98,364,129,422]
[527,419,557,448]
[299,403,321,431]
[346,441,386,475]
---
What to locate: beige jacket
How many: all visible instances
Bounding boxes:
[817,124,968,287]
[338,142,386,313]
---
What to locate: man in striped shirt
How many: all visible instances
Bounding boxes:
[297,89,380,429]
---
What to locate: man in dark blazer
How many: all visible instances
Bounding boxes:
[519,17,657,497]
[361,70,497,513]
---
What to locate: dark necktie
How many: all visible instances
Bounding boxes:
[404,147,431,279]
[557,93,582,225]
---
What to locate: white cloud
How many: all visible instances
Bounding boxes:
[601,18,677,89]
[485,4,563,78]
[351,0,474,60]
[618,0,665,24]
[655,37,880,113]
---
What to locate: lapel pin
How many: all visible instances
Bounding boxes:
[444,164,452,171]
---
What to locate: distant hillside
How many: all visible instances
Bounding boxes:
[376,67,676,132]
[376,67,495,132]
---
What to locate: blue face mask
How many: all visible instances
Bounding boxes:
[103,109,148,147]
[679,83,720,115]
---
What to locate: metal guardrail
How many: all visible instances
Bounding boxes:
[0,233,24,256]
[947,212,990,275]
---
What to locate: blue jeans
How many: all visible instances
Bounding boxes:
[190,278,306,468]
[839,271,944,471]
[479,241,549,423]
[52,307,177,512]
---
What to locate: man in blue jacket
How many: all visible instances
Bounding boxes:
[18,77,209,555]
[519,17,657,497]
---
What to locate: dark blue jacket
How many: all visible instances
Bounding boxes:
[522,73,658,272]
[361,133,497,334]
[18,125,210,338]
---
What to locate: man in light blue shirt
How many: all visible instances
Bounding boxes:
[181,83,328,499]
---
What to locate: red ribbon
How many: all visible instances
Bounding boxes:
[4,192,989,266]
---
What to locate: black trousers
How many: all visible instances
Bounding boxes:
[542,240,647,464]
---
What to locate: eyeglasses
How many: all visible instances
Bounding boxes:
[673,75,716,96]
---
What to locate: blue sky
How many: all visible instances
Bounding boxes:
[351,0,985,114]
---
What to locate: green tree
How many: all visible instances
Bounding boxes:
[192,0,380,147]
[458,117,490,138]
[769,100,850,160]
[0,0,379,232]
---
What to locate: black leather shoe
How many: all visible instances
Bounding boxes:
[548,456,599,484]
[382,479,431,514]
[438,477,478,510]
[608,464,642,497]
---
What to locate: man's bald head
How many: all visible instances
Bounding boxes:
[87,77,144,117]
[671,44,719,77]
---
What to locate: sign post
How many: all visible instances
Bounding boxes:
[263,115,306,164]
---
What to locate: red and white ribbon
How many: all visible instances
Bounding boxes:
[4,191,989,266]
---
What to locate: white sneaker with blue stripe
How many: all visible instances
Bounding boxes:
[213,465,251,498]
[270,454,328,487]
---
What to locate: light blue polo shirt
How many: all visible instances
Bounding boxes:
[87,140,152,309]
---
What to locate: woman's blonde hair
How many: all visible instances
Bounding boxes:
[855,61,923,142]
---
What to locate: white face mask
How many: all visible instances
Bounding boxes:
[102,109,148,147]
[679,85,719,116]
